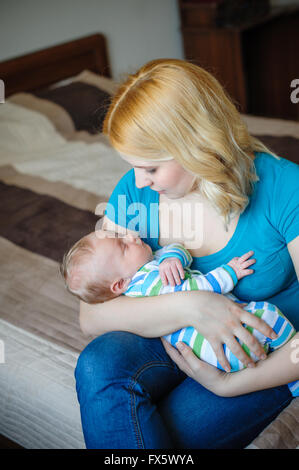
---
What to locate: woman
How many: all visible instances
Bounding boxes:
[75,59,299,449]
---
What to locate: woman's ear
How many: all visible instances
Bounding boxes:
[110,277,132,295]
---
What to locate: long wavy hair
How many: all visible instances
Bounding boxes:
[103,58,279,228]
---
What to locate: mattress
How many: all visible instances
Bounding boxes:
[0,319,84,449]
[0,74,298,448]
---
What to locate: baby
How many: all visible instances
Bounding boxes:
[60,230,296,378]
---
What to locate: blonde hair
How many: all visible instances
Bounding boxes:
[103,58,279,228]
[60,236,116,304]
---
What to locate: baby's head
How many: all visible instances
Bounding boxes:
[60,230,153,303]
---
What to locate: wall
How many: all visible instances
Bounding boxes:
[0,0,183,80]
[1,0,298,80]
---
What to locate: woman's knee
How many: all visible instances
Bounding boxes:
[75,330,184,411]
[75,331,131,383]
[75,331,166,385]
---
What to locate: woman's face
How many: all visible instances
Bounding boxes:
[120,154,196,199]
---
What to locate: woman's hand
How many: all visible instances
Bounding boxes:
[162,332,299,397]
[161,338,229,396]
[185,290,277,371]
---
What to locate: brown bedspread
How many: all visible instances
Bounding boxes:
[0,165,99,352]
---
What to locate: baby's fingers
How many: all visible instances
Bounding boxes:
[162,267,177,286]
[160,259,184,286]
[242,269,254,276]
[160,271,168,287]
[171,265,183,286]
[239,250,254,262]
[176,260,185,280]
[241,258,256,269]
[239,258,256,278]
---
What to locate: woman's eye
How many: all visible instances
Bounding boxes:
[146,168,156,174]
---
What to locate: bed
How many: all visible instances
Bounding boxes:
[0,34,298,449]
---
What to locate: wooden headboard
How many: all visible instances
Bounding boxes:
[0,34,111,97]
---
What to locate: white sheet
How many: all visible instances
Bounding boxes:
[0,102,130,198]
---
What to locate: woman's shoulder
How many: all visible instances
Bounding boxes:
[252,152,299,243]
[254,151,299,179]
[254,150,299,188]
[253,151,299,197]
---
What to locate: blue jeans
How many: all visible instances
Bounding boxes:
[75,331,293,449]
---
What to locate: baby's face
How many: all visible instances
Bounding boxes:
[89,230,153,281]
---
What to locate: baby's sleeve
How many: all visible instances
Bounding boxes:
[155,265,235,295]
[156,243,193,268]
[272,160,299,244]
[184,266,235,294]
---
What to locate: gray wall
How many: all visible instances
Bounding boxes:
[0,0,183,80]
[0,0,183,79]
[1,0,298,80]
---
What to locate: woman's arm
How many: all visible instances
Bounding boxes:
[80,288,277,371]
[161,235,299,393]
[80,292,193,338]
[82,217,277,370]
[162,332,299,397]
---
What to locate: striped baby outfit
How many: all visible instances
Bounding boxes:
[125,243,298,397]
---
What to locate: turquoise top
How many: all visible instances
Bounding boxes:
[105,152,299,330]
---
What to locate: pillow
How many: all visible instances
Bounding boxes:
[8,70,117,140]
[72,69,118,95]
[33,81,111,134]
[8,91,76,139]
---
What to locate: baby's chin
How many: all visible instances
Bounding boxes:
[135,243,153,269]
[143,241,153,260]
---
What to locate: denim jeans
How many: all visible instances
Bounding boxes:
[75,331,292,449]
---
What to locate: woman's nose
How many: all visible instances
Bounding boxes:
[134,169,151,189]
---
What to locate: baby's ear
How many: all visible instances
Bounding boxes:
[110,277,131,295]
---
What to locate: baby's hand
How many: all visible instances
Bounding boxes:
[159,257,185,287]
[227,250,256,281]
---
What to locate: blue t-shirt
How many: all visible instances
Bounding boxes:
[105,152,299,330]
